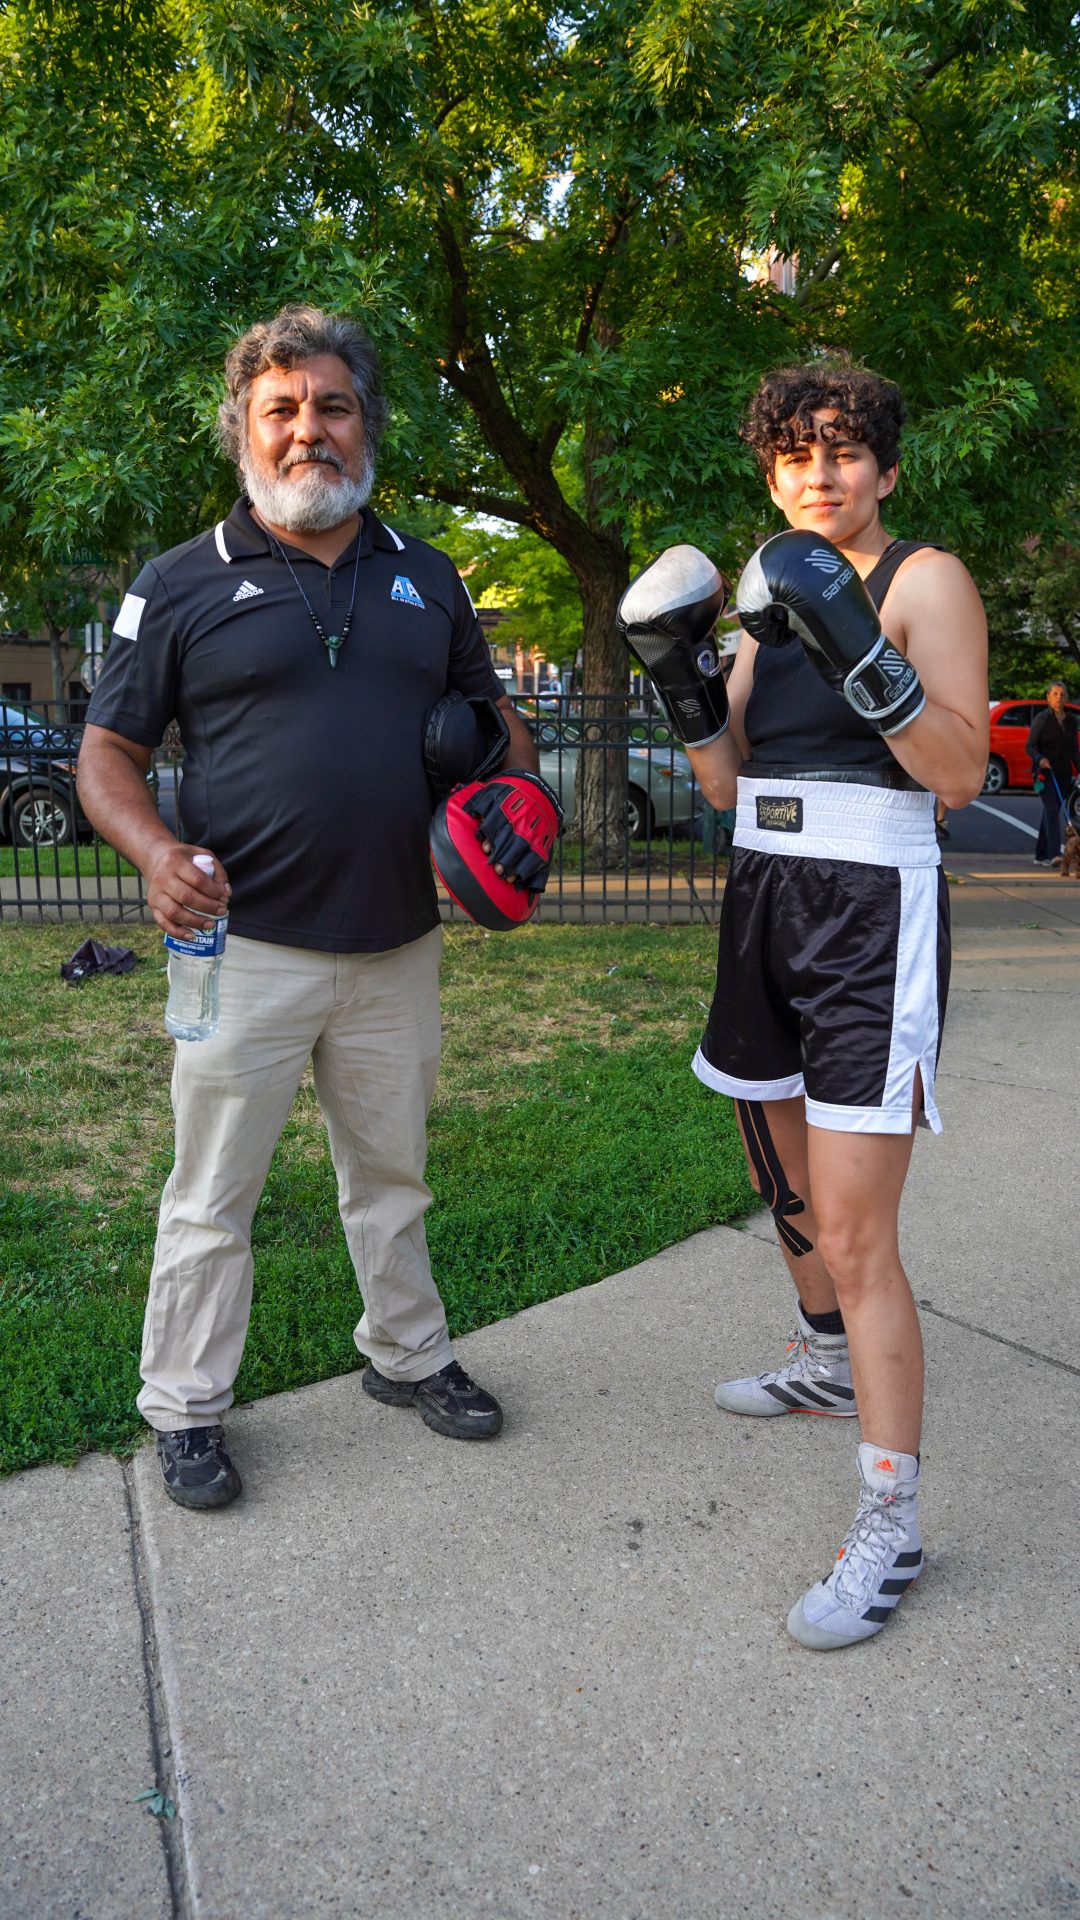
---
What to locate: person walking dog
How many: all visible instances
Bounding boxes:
[1027,682,1079,866]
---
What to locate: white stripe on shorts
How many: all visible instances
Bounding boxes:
[691,1050,805,1103]
[735,775,939,867]
[805,863,943,1134]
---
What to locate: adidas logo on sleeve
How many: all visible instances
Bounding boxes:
[232,580,264,603]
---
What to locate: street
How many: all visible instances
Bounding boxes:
[937,789,1045,857]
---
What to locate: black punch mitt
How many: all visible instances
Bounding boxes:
[423,692,511,802]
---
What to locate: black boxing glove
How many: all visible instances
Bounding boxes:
[736,530,926,737]
[464,770,564,892]
[423,692,510,802]
[616,545,732,746]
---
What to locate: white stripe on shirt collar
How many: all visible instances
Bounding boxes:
[217,513,403,558]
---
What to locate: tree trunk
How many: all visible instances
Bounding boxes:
[575,354,632,862]
[48,624,66,706]
[577,560,632,862]
[1053,618,1080,677]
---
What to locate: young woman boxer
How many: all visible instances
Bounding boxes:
[617,362,988,1649]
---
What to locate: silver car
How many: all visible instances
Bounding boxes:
[528,722,701,840]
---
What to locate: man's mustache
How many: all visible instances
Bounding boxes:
[280,448,346,475]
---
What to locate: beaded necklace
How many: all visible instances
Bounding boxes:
[267,525,363,670]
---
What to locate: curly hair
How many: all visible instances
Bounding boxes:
[217,305,390,469]
[743,358,906,478]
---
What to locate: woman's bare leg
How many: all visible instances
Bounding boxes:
[734,1096,838,1316]
[804,1122,923,1453]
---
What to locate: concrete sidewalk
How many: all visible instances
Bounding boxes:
[2,883,1078,1920]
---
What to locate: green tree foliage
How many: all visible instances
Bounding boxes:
[2,0,1077,836]
[983,511,1080,698]
[397,503,584,666]
[0,563,104,703]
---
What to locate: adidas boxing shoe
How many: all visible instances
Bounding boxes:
[787,1444,923,1651]
[713,1310,856,1418]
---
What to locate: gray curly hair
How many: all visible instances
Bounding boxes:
[217,305,390,468]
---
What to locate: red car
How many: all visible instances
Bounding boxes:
[983,698,1080,794]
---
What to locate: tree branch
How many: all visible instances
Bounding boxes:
[425,481,536,528]
[918,42,965,88]
[424,166,623,569]
[793,246,843,306]
[433,93,467,130]
[537,415,566,468]
[575,199,640,356]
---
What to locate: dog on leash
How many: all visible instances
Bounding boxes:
[1059,821,1080,879]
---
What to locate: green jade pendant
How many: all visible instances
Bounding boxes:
[325,634,344,669]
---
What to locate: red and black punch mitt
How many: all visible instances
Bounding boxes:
[430,770,563,931]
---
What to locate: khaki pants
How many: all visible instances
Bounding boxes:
[138,928,452,1432]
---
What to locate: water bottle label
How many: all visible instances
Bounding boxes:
[164,919,228,959]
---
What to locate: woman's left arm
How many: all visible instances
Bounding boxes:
[881,552,989,810]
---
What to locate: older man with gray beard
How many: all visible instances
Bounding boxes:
[77,305,538,1509]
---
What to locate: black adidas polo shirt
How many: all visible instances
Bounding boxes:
[86,500,504,951]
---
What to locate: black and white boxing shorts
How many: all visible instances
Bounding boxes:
[693,776,951,1134]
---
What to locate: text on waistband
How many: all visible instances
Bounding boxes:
[755,796,803,832]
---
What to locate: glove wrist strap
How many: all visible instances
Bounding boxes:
[501,767,565,829]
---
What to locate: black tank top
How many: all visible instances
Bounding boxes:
[743,539,941,784]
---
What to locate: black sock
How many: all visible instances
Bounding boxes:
[799,1302,846,1337]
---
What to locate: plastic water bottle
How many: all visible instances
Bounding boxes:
[163,855,228,1042]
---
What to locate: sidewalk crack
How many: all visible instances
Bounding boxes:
[122,1461,194,1920]
[919,1300,1079,1377]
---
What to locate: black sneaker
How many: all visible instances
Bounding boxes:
[362,1358,503,1440]
[156,1425,242,1510]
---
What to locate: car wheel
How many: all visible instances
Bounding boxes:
[626,785,655,840]
[981,757,1007,796]
[12,786,75,848]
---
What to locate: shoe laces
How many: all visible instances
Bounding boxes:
[831,1485,911,1610]
[760,1326,806,1386]
[436,1360,476,1394]
[765,1327,837,1387]
[173,1426,222,1458]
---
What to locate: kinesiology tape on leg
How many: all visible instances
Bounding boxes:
[735,1100,814,1258]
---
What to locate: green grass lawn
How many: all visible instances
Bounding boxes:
[0,845,138,879]
[0,920,755,1475]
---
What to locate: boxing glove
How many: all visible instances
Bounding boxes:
[736,531,926,736]
[617,545,732,746]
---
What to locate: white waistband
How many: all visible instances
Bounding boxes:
[734,776,939,867]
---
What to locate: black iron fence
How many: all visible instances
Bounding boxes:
[0,696,733,927]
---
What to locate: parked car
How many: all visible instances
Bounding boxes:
[525,719,702,839]
[0,709,86,848]
[0,700,64,751]
[983,698,1080,794]
[0,717,166,850]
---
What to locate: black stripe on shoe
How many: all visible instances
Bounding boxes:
[762,1383,810,1409]
[762,1379,849,1412]
[863,1604,896,1623]
[793,1383,839,1409]
[879,1577,916,1595]
[894,1550,923,1568]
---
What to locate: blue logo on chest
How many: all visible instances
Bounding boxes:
[391,575,425,609]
